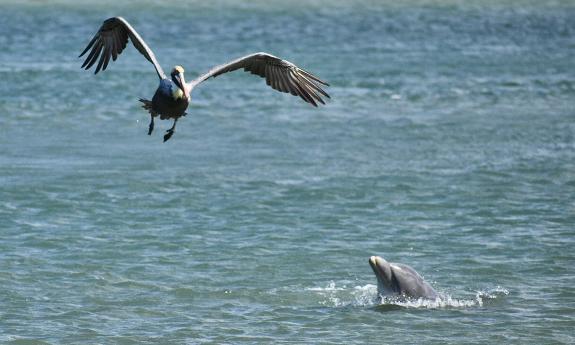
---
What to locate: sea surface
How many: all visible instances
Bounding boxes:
[1,0,574,344]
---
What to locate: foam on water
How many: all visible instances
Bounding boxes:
[307,281,509,309]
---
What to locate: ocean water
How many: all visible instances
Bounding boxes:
[1,0,574,343]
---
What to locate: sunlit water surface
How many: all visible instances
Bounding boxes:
[1,0,574,343]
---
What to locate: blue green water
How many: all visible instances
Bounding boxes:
[1,0,574,343]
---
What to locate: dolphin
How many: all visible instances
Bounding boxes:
[369,256,438,300]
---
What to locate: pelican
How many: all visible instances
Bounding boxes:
[80,17,330,142]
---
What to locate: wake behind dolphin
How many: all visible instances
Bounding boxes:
[369,256,438,300]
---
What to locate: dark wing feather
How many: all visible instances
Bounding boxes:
[79,17,165,79]
[189,52,329,107]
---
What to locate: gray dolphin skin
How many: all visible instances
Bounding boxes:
[369,256,438,300]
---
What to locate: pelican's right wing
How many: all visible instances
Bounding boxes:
[79,17,166,79]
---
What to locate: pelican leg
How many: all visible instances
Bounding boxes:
[148,115,155,135]
[163,118,178,142]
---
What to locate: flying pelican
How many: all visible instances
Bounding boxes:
[80,17,330,142]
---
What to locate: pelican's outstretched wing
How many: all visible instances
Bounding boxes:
[79,17,165,79]
[189,52,329,107]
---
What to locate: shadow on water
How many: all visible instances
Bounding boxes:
[372,303,407,312]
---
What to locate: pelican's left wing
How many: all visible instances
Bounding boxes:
[189,52,329,107]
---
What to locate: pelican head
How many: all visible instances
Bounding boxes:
[170,65,187,99]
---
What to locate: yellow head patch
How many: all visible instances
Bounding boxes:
[173,65,185,74]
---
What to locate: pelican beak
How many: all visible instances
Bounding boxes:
[174,73,187,96]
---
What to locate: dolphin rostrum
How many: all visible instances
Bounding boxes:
[369,256,438,300]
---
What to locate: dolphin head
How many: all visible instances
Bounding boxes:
[369,255,439,300]
[369,256,398,296]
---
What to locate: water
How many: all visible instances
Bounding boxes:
[1,0,574,343]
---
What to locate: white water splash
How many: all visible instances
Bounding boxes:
[307,281,509,309]
[307,281,379,307]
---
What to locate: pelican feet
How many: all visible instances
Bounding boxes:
[163,118,178,142]
[148,116,155,135]
[163,128,175,142]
